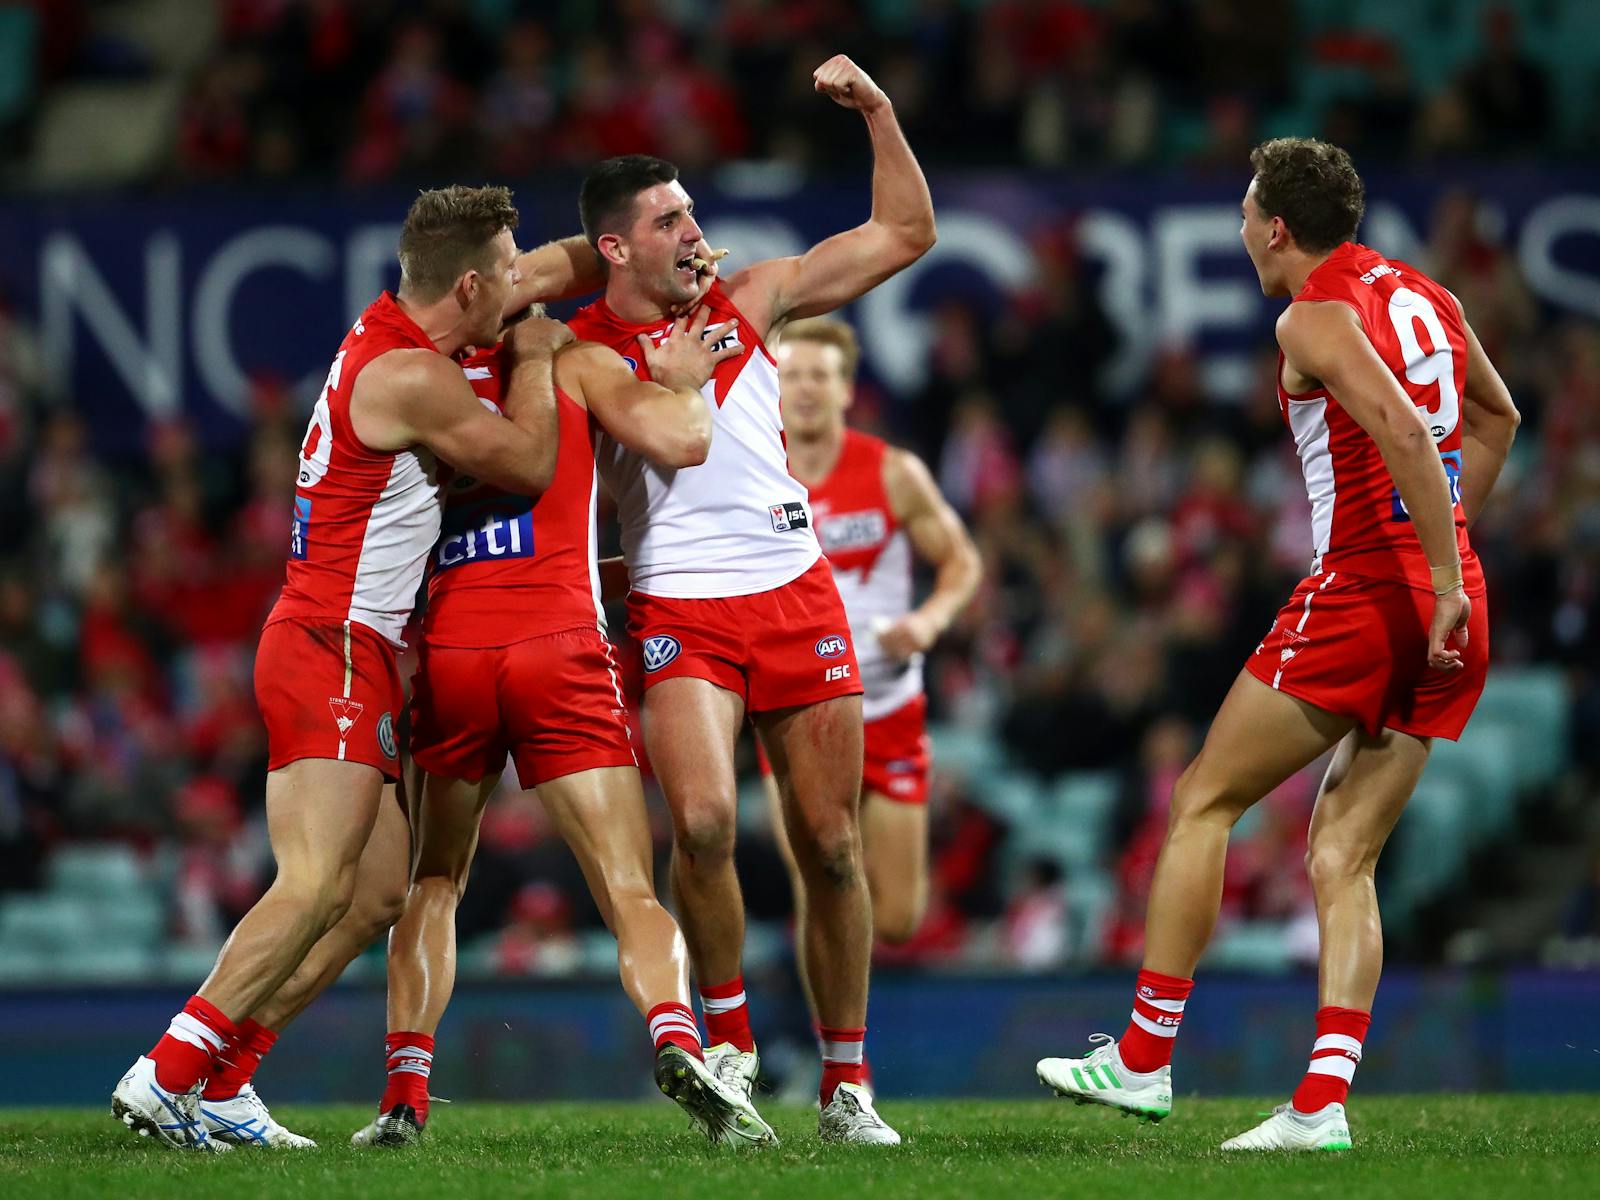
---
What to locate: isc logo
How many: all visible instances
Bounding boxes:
[815,635,848,659]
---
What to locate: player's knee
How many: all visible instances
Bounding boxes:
[673,802,738,862]
[353,885,408,941]
[793,820,861,891]
[1305,836,1376,892]
[1169,762,1250,828]
[873,895,925,944]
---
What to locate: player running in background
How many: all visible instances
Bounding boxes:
[112,186,586,1151]
[345,306,781,1149]
[567,55,935,1144]
[1036,138,1520,1151]
[764,317,979,965]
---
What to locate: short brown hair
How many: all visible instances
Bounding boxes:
[781,317,860,379]
[398,184,520,302]
[1248,138,1365,254]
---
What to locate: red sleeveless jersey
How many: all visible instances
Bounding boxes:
[808,429,922,720]
[421,345,603,649]
[271,292,443,647]
[1278,241,1482,593]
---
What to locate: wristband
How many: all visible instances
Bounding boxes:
[1430,561,1464,596]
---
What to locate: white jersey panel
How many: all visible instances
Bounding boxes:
[347,447,441,646]
[600,351,821,598]
[831,529,923,721]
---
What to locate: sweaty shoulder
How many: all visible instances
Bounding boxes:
[350,346,456,452]
[552,339,632,408]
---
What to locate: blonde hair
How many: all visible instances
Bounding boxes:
[781,317,860,380]
[398,184,520,302]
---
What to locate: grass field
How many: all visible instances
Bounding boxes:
[3,1096,1596,1199]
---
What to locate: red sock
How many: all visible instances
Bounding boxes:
[815,1023,874,1091]
[699,977,755,1053]
[819,1026,867,1103]
[202,1019,278,1101]
[1291,1006,1371,1114]
[379,1031,435,1124]
[1119,968,1193,1074]
[148,995,238,1094]
[647,1002,704,1060]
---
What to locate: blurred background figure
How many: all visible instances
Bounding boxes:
[0,0,1595,1103]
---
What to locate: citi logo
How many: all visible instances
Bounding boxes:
[643,636,682,673]
[815,635,848,659]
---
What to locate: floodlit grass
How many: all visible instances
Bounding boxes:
[3,1095,1596,1199]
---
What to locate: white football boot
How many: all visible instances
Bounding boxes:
[1221,1102,1353,1152]
[1036,1034,1172,1121]
[818,1081,901,1145]
[200,1083,317,1148]
[655,1044,779,1148]
[704,1041,761,1103]
[110,1056,230,1152]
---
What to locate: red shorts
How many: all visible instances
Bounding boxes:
[255,617,403,780]
[756,693,930,804]
[1244,571,1489,740]
[625,558,864,714]
[408,625,636,790]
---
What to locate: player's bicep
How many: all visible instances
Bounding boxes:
[887,450,968,565]
[1282,305,1426,446]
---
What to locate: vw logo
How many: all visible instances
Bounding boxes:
[642,635,682,673]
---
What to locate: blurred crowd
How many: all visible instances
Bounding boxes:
[3,0,1586,184]
[2,164,1596,977]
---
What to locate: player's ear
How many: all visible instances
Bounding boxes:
[455,268,479,310]
[596,233,627,270]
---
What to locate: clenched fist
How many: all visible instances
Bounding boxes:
[813,54,888,114]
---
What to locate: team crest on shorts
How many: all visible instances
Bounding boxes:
[642,635,682,672]
[377,712,397,759]
[328,697,365,739]
[814,635,849,659]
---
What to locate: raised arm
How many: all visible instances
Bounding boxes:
[1453,303,1521,527]
[1278,301,1468,670]
[350,318,571,497]
[723,55,936,338]
[506,234,606,315]
[875,447,981,660]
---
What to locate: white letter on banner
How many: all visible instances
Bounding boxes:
[1077,209,1146,394]
[40,230,182,418]
[193,227,336,416]
[346,223,404,322]
[856,210,1034,393]
[1519,196,1600,321]
[1154,206,1257,346]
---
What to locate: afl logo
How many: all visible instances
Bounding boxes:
[622,355,639,372]
[814,635,849,659]
[642,635,682,673]
[377,712,397,759]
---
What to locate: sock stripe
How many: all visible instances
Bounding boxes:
[1139,996,1187,1014]
[168,1011,227,1054]
[1306,1054,1359,1082]
[1311,1033,1364,1059]
[1129,1009,1180,1038]
[699,991,747,1015]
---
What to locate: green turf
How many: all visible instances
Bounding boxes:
[2,1096,1596,1199]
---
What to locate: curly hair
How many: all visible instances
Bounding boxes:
[398,184,520,302]
[1248,138,1365,254]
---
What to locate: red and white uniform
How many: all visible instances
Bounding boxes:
[1246,242,1488,739]
[811,430,930,804]
[407,346,636,790]
[256,292,444,779]
[568,283,862,713]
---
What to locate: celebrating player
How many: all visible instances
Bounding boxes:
[567,54,936,1144]
[764,317,979,963]
[110,185,595,1150]
[1035,139,1520,1151]
[343,306,782,1149]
